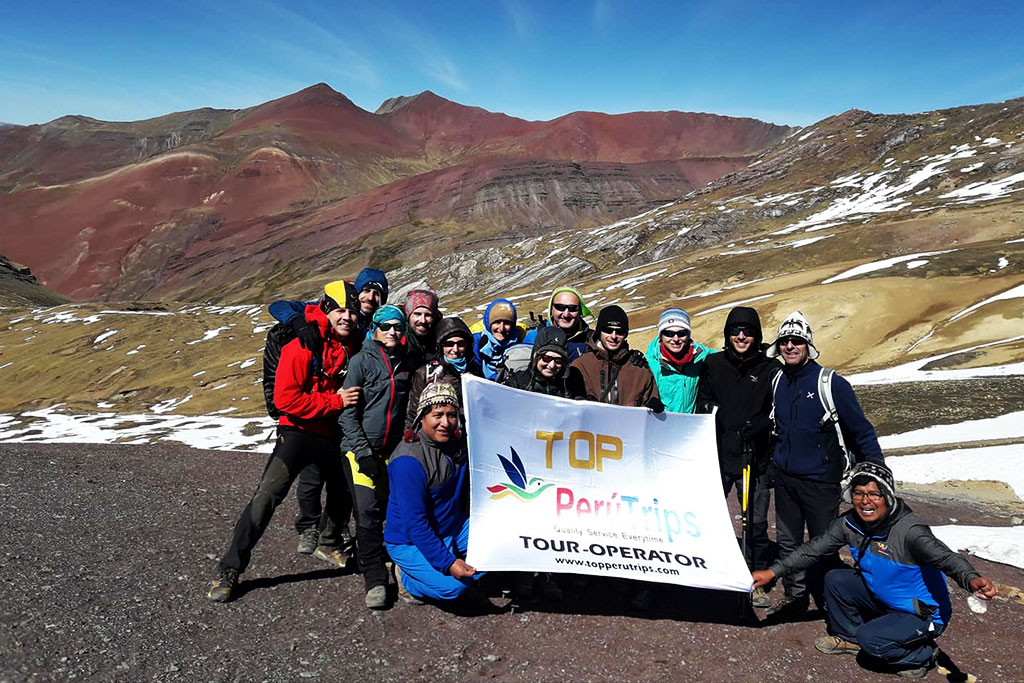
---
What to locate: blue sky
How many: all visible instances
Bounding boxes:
[2,0,1022,127]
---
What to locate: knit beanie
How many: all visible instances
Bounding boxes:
[532,326,568,360]
[596,305,629,334]
[355,268,389,304]
[658,308,691,334]
[842,461,896,511]
[416,382,460,423]
[766,310,820,360]
[485,298,517,327]
[404,289,440,317]
[372,304,405,328]
[320,280,359,314]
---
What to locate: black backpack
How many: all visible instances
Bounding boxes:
[262,323,322,419]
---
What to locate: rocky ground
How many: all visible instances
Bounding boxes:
[1,443,1022,682]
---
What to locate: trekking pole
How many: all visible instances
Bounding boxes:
[739,440,753,621]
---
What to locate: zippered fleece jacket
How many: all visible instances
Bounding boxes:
[339,341,412,460]
[383,433,469,572]
[274,304,351,438]
[645,337,713,414]
[772,360,883,482]
[568,335,659,407]
[769,501,980,628]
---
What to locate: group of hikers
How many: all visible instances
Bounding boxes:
[207,267,995,679]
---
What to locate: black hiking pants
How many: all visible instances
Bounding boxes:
[722,471,772,571]
[772,466,844,607]
[219,428,349,573]
[341,451,390,591]
[294,463,353,539]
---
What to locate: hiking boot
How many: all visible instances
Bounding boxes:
[751,586,770,609]
[515,573,536,600]
[206,567,239,603]
[539,574,562,602]
[766,595,808,621]
[365,585,388,609]
[313,546,349,569]
[630,587,654,611]
[896,665,930,679]
[296,528,319,555]
[460,585,498,612]
[814,635,861,656]
[394,566,425,606]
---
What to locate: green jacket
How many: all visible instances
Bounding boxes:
[645,336,713,414]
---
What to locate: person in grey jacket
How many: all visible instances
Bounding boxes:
[752,462,995,679]
[338,304,412,609]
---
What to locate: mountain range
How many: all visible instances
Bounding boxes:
[0,84,792,301]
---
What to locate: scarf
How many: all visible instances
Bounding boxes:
[660,340,694,370]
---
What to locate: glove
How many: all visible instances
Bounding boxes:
[290,316,323,355]
[739,421,755,442]
[356,454,382,480]
[645,396,665,414]
[627,349,649,368]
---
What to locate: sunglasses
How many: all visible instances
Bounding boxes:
[376,322,404,332]
[728,324,753,337]
[552,303,580,313]
[661,329,690,339]
[537,354,565,366]
[442,338,468,348]
[779,336,806,347]
[600,326,625,336]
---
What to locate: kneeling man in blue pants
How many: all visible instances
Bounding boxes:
[752,462,995,679]
[385,382,486,606]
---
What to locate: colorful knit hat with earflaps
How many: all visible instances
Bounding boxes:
[415,381,460,424]
[766,310,820,360]
[320,280,359,314]
[841,461,896,511]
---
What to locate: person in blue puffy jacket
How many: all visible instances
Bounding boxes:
[473,298,525,380]
[753,462,995,679]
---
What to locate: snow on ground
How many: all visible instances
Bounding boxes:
[948,282,1024,321]
[185,326,231,345]
[888,444,1024,500]
[880,410,1024,450]
[695,294,774,316]
[92,330,118,345]
[939,171,1024,204]
[848,335,1024,385]
[0,406,275,452]
[822,250,955,284]
[930,524,1024,570]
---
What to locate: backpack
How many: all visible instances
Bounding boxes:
[262,323,321,419]
[494,343,535,384]
[771,367,853,472]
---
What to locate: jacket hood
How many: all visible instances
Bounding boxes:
[435,316,472,343]
[483,298,518,330]
[547,286,593,336]
[723,306,763,347]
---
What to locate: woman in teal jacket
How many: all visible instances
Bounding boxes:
[645,308,712,413]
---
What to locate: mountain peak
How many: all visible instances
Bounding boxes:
[375,90,453,115]
[274,82,356,109]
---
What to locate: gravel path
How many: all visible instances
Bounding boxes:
[1,443,1021,682]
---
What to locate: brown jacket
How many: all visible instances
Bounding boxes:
[567,334,659,407]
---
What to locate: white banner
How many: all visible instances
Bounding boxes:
[463,375,752,592]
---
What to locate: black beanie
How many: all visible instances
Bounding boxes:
[597,305,629,334]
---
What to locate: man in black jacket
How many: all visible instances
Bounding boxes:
[696,306,779,608]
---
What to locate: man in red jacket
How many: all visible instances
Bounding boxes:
[207,281,362,602]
